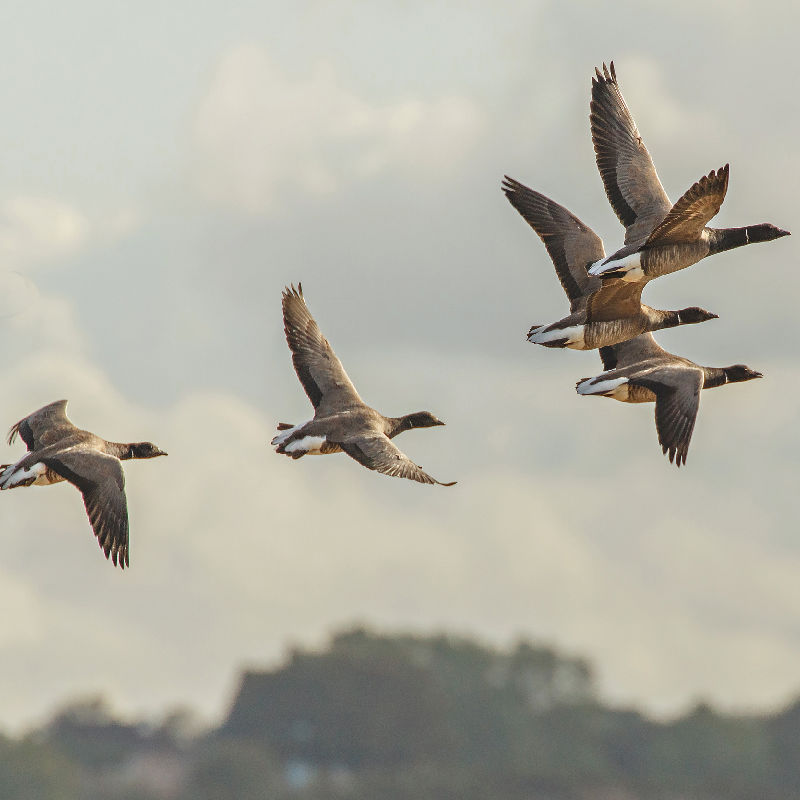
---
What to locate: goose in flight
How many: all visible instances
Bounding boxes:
[576,333,761,466]
[272,284,455,486]
[0,400,167,567]
[502,175,718,349]
[586,62,789,282]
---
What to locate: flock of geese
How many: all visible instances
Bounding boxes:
[0,62,790,569]
[504,63,787,465]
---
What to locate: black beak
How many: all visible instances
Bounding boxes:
[777,228,791,238]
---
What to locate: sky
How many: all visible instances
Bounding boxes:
[0,0,798,732]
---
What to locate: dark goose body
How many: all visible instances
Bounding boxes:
[502,176,717,350]
[0,400,167,568]
[576,333,762,466]
[272,285,455,486]
[587,63,788,283]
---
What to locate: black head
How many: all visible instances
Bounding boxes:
[130,442,168,459]
[403,411,446,429]
[724,365,763,383]
[678,307,719,325]
[748,223,791,243]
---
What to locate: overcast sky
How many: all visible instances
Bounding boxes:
[1,0,798,732]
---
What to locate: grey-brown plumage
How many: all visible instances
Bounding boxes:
[590,61,672,247]
[501,176,718,349]
[0,400,167,568]
[588,62,789,281]
[272,284,455,486]
[577,334,762,466]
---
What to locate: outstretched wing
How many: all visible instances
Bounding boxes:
[584,279,645,323]
[645,165,729,245]
[633,368,703,467]
[598,332,670,371]
[502,176,604,311]
[7,400,75,450]
[281,284,363,416]
[338,434,456,486]
[41,449,130,568]
[590,62,673,246]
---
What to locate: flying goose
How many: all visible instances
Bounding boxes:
[272,284,455,486]
[586,62,789,282]
[0,400,167,568]
[502,175,718,349]
[576,333,762,466]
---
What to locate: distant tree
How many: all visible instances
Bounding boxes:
[504,641,595,710]
[44,695,176,771]
[177,739,284,800]
[223,626,601,772]
[646,701,774,797]
[766,695,800,793]
[156,707,208,747]
[0,734,81,800]
[224,630,454,767]
[7,627,800,800]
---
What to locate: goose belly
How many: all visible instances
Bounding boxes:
[528,324,587,349]
[644,241,709,278]
[0,461,63,489]
[577,376,631,401]
[576,376,657,404]
[284,435,328,455]
[588,252,643,281]
[585,319,644,350]
[626,384,657,403]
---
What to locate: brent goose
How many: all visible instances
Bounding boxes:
[0,400,167,568]
[272,284,455,486]
[576,333,762,466]
[502,175,718,349]
[586,62,789,282]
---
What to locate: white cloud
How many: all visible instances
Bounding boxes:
[0,270,39,320]
[189,44,485,212]
[0,568,46,648]
[0,196,89,272]
[0,294,87,366]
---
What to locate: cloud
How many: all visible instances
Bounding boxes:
[0,196,89,272]
[0,271,39,320]
[189,44,485,213]
[0,194,141,337]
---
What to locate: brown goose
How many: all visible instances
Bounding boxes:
[587,62,789,282]
[502,175,718,349]
[272,284,455,486]
[0,400,167,568]
[576,334,762,466]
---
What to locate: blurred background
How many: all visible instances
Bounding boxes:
[0,0,798,797]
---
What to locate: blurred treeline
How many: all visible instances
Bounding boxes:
[3,626,800,800]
